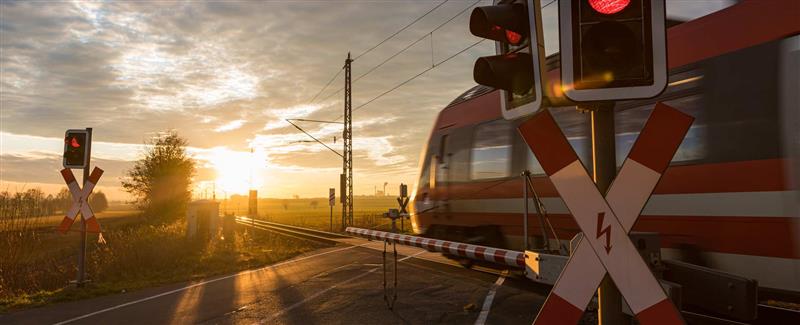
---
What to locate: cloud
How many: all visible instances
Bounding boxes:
[214,119,246,132]
[1,0,733,198]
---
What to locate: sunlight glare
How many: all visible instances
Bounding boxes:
[206,147,266,196]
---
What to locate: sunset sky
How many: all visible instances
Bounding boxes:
[0,0,732,200]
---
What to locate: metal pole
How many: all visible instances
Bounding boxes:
[522,171,529,251]
[342,52,353,229]
[590,105,624,325]
[77,127,92,287]
[526,174,551,251]
[345,53,353,228]
[330,205,333,232]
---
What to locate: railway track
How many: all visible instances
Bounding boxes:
[235,216,349,245]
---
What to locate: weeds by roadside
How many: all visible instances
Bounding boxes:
[0,190,321,313]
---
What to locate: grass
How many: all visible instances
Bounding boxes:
[0,193,323,313]
[1,194,406,313]
[2,223,321,312]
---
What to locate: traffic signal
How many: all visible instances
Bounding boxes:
[63,129,89,169]
[559,0,667,101]
[470,0,546,120]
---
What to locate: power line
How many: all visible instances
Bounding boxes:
[317,0,482,104]
[307,0,449,106]
[334,38,487,120]
[286,118,344,124]
[352,0,481,84]
[285,119,343,158]
[353,0,450,61]
[314,0,558,119]
[306,67,343,104]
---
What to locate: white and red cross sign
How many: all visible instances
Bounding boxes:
[520,103,693,324]
[58,167,104,234]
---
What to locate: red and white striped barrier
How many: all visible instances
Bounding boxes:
[345,227,525,268]
[521,103,692,325]
[59,167,104,234]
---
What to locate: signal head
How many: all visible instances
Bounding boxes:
[474,52,534,94]
[470,3,529,45]
[559,0,667,101]
[470,0,546,121]
[63,129,89,169]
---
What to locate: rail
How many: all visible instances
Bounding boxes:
[236,216,346,245]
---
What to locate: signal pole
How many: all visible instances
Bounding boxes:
[343,53,354,228]
[588,103,624,324]
[77,127,92,287]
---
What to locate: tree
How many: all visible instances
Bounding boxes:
[89,191,109,213]
[122,131,195,223]
[55,187,72,213]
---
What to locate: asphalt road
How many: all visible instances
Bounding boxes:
[2,237,550,325]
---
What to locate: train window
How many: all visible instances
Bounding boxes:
[436,135,449,185]
[526,149,545,175]
[615,94,707,165]
[551,107,593,174]
[703,39,781,163]
[429,156,437,189]
[418,152,431,189]
[471,120,513,180]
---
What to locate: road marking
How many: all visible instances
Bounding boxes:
[264,249,426,322]
[474,270,508,325]
[54,244,366,325]
[398,249,427,262]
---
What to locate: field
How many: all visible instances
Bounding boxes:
[0,198,322,312]
[221,195,411,233]
[1,194,406,312]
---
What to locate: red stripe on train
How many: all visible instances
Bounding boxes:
[421,159,788,201]
[416,212,798,259]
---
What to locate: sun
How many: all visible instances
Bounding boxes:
[206,147,265,195]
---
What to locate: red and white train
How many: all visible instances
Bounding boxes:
[410,0,800,294]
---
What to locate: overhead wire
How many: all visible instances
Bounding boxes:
[334,38,486,120]
[316,0,483,104]
[305,0,450,106]
[328,0,559,120]
[353,0,450,62]
[306,67,343,104]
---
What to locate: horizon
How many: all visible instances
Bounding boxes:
[0,0,734,201]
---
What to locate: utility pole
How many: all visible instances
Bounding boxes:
[343,53,354,228]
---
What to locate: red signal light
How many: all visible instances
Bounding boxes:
[588,0,630,15]
[506,30,522,45]
[70,137,80,148]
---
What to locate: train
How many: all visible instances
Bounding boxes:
[409,0,800,296]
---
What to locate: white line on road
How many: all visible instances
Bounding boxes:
[263,249,427,322]
[398,249,427,262]
[474,270,508,325]
[54,244,366,325]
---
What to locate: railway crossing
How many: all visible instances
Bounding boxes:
[522,103,693,324]
[58,167,104,234]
